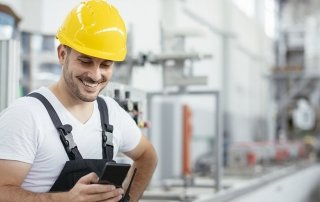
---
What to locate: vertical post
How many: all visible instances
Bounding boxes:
[217,0,233,192]
[215,92,223,192]
[267,79,277,143]
[276,0,286,67]
[0,39,20,111]
[0,40,8,111]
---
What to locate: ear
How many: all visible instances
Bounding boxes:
[57,44,67,65]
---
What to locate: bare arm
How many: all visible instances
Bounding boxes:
[0,160,123,202]
[124,135,158,202]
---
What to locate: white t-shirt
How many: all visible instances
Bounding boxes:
[0,87,141,192]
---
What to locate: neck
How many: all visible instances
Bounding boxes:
[49,82,94,123]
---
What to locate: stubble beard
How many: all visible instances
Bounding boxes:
[63,64,107,102]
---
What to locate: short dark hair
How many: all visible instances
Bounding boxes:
[63,45,71,54]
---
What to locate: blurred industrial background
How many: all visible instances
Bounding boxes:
[1,0,320,201]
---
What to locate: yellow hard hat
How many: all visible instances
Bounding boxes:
[56,0,127,61]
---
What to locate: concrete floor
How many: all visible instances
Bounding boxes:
[141,161,320,202]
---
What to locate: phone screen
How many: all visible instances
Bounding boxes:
[98,162,131,187]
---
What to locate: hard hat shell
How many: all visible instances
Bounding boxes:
[56,0,127,61]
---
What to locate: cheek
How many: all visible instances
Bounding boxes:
[104,68,113,79]
[109,68,114,76]
[66,63,82,75]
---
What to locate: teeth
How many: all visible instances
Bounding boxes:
[83,81,98,88]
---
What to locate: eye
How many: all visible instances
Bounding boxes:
[101,61,114,68]
[78,57,92,64]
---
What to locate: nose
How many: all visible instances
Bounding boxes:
[87,64,102,82]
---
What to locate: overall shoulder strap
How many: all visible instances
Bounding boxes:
[27,92,82,160]
[97,96,114,161]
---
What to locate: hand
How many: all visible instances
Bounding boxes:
[67,172,124,202]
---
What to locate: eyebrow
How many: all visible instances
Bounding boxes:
[77,55,113,63]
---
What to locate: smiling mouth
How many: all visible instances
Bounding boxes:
[81,80,100,88]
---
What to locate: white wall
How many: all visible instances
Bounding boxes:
[228,5,274,142]
[41,0,81,35]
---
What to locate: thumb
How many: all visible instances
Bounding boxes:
[77,172,99,184]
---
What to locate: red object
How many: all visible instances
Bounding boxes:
[247,151,256,166]
[183,105,192,176]
[275,147,289,162]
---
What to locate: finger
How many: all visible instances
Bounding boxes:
[78,172,99,184]
[85,184,116,194]
[97,195,123,202]
[86,188,124,202]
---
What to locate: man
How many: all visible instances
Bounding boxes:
[0,0,157,201]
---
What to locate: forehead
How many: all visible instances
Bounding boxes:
[70,48,113,63]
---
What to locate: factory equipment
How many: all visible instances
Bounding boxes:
[101,82,149,129]
[144,90,221,202]
[152,25,212,88]
[111,20,212,88]
[146,51,211,87]
[139,22,223,198]
[226,141,306,173]
[0,4,20,111]
[272,0,320,142]
[292,98,316,131]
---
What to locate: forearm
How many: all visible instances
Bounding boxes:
[126,146,157,202]
[0,185,68,202]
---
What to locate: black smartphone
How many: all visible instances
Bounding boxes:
[98,162,131,187]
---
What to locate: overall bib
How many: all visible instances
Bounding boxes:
[28,93,133,201]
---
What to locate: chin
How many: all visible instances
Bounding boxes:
[78,92,98,102]
[80,96,97,102]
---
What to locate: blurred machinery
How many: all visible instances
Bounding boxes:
[0,4,20,111]
[113,46,212,88]
[292,98,316,131]
[145,91,221,202]
[112,22,212,88]
[101,82,149,129]
[140,24,222,196]
[227,141,306,173]
[270,1,320,145]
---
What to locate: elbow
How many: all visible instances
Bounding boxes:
[147,142,158,169]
